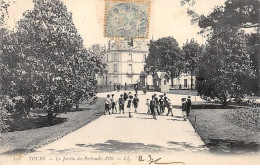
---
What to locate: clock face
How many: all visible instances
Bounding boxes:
[105,1,149,38]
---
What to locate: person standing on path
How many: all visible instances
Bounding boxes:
[186,95,192,117]
[154,94,160,115]
[166,99,173,116]
[133,94,139,113]
[159,95,165,115]
[163,93,167,112]
[182,98,187,121]
[127,95,134,118]
[111,94,117,114]
[118,94,125,114]
[150,95,157,119]
[104,94,111,115]
[146,98,150,114]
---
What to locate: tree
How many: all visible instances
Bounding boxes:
[1,0,97,122]
[184,0,260,95]
[0,0,10,133]
[145,37,185,87]
[196,28,255,106]
[87,44,107,75]
[182,39,203,89]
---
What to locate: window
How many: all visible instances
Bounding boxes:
[164,80,167,85]
[128,64,132,73]
[114,64,117,72]
[113,53,118,61]
[128,53,133,61]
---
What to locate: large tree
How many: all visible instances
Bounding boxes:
[146,37,185,87]
[182,39,203,89]
[184,0,260,95]
[196,27,255,106]
[1,0,96,121]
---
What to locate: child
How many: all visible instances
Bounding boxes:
[133,94,139,113]
[159,95,165,115]
[104,94,111,115]
[127,95,134,118]
[166,99,173,116]
[111,94,117,114]
[146,98,150,114]
[118,94,125,114]
[181,98,186,111]
[182,98,187,121]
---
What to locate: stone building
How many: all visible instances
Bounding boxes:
[97,39,149,88]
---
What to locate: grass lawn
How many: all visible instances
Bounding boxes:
[189,108,260,155]
[169,89,198,96]
[0,98,105,155]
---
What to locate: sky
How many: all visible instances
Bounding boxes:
[6,0,227,48]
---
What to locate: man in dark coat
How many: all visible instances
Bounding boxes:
[186,95,192,117]
[150,95,157,120]
[154,94,160,115]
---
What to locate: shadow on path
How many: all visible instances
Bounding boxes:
[72,140,208,154]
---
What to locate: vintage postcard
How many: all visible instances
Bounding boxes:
[0,0,259,165]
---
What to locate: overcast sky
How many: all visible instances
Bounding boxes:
[7,0,226,48]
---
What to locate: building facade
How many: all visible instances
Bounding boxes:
[97,39,149,87]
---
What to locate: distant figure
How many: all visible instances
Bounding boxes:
[114,83,117,91]
[154,94,160,115]
[133,94,139,113]
[104,94,111,115]
[166,99,173,116]
[146,98,150,114]
[134,84,138,94]
[150,95,157,119]
[143,86,147,95]
[127,95,134,118]
[118,94,125,114]
[159,95,165,114]
[125,82,127,90]
[117,84,120,92]
[111,94,117,114]
[186,95,192,117]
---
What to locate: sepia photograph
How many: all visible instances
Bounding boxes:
[0,0,259,165]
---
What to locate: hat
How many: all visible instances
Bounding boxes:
[188,95,191,98]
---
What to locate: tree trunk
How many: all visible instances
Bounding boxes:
[47,111,54,125]
[222,98,228,107]
[171,77,174,87]
[191,75,193,90]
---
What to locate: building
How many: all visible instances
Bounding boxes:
[98,39,149,88]
[153,72,171,93]
[171,72,196,89]
[97,39,196,91]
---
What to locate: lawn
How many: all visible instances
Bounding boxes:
[0,98,105,155]
[169,89,198,96]
[189,107,260,155]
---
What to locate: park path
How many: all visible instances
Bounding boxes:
[26,91,209,164]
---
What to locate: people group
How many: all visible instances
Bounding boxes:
[147,93,173,120]
[104,92,192,121]
[104,92,139,118]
